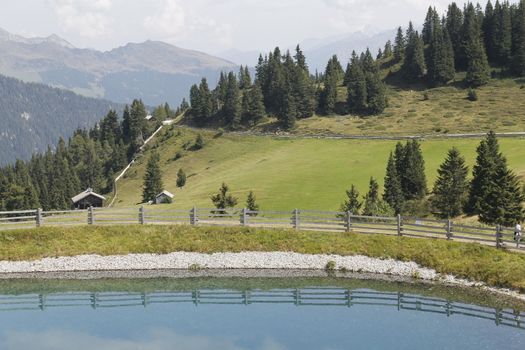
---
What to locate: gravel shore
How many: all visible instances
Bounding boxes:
[0,251,522,301]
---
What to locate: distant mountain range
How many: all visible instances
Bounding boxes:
[0,28,237,106]
[0,74,119,165]
[217,29,396,73]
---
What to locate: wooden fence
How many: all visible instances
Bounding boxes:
[0,287,522,330]
[0,207,523,252]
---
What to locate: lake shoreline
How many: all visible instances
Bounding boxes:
[0,251,522,302]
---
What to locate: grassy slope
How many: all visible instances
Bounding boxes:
[1,225,524,291]
[114,127,525,211]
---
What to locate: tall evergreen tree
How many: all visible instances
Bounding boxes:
[176,168,186,188]
[346,52,368,113]
[401,140,427,200]
[242,82,266,126]
[401,28,426,82]
[446,2,465,69]
[428,20,456,85]
[142,151,163,203]
[423,6,441,44]
[363,177,394,217]
[319,56,339,114]
[383,152,404,214]
[394,26,406,62]
[431,148,469,218]
[463,3,491,86]
[512,0,525,75]
[223,72,241,128]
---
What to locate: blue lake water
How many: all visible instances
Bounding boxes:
[0,277,523,350]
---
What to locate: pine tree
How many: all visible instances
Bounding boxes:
[422,6,440,44]
[176,168,186,188]
[401,140,427,200]
[428,20,456,85]
[446,2,465,69]
[394,26,405,62]
[383,152,404,214]
[401,28,426,82]
[223,72,241,128]
[512,0,525,75]
[320,56,339,114]
[384,40,393,57]
[484,0,497,64]
[363,177,394,217]
[463,3,491,87]
[493,0,513,66]
[365,68,387,114]
[431,148,469,219]
[211,183,238,210]
[242,82,266,126]
[246,191,260,213]
[142,151,163,203]
[339,185,362,215]
[346,52,368,113]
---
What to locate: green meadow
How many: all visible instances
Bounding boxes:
[113,127,525,211]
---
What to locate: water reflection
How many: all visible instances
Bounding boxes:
[0,281,523,350]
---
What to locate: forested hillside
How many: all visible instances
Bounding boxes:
[0,99,178,211]
[0,74,119,164]
[184,0,525,132]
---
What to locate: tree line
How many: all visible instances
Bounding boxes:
[385,0,525,87]
[0,100,184,211]
[341,132,524,226]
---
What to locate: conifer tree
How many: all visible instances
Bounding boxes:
[463,3,491,87]
[428,20,456,85]
[320,56,339,114]
[446,2,465,69]
[383,152,404,214]
[176,168,186,188]
[493,0,512,66]
[423,6,440,44]
[394,27,405,62]
[346,52,368,113]
[384,40,393,58]
[431,148,469,219]
[142,151,163,203]
[223,72,241,128]
[242,82,266,126]
[363,177,394,217]
[401,28,426,82]
[512,0,525,75]
[401,140,427,200]
[365,67,387,114]
[246,191,260,213]
[339,185,362,215]
[211,183,238,210]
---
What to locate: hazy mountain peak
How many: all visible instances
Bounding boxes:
[0,27,74,48]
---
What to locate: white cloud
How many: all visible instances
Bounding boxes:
[49,0,113,38]
[143,0,186,38]
[1,329,288,350]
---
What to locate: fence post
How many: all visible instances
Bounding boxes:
[446,219,452,240]
[292,209,300,230]
[190,206,198,225]
[397,214,403,236]
[36,208,43,228]
[240,208,247,226]
[345,211,352,232]
[496,225,502,248]
[87,206,94,225]
[139,206,145,225]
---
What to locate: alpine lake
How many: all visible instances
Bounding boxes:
[0,272,523,350]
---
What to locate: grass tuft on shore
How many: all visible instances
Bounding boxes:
[1,225,524,291]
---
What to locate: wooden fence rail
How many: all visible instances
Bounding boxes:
[0,207,523,252]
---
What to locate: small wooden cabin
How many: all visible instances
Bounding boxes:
[155,190,174,204]
[71,188,106,209]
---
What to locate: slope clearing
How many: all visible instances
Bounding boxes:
[113,127,525,211]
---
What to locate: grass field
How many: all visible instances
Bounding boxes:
[289,78,525,136]
[114,127,525,212]
[1,225,525,291]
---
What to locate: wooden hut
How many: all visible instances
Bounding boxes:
[71,188,106,209]
[155,190,174,204]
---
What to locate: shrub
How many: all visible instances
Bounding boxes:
[192,134,205,150]
[325,260,336,272]
[467,89,478,102]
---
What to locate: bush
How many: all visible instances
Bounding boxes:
[467,89,478,102]
[192,134,205,150]
[325,260,336,272]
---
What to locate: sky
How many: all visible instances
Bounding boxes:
[0,0,484,54]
